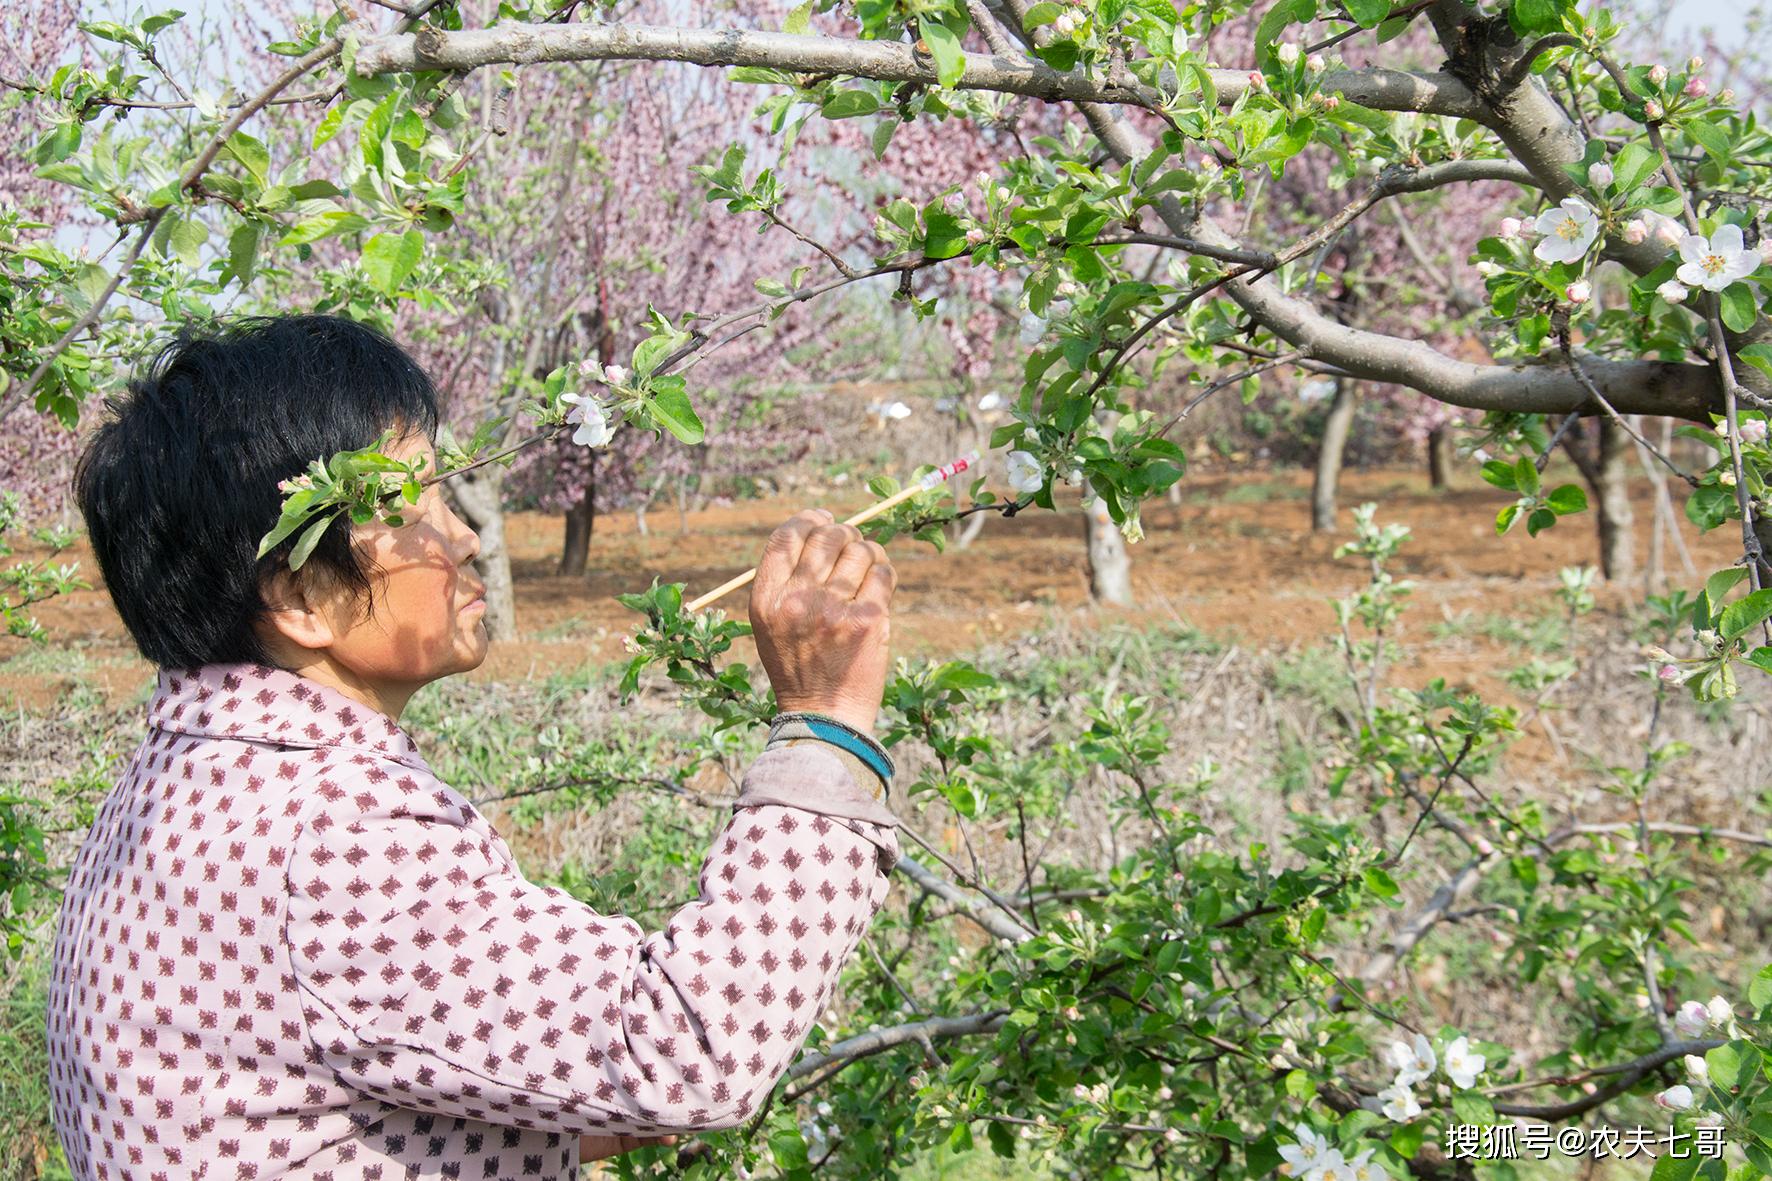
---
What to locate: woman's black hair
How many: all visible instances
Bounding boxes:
[73,314,440,670]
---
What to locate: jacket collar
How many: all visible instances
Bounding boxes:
[146,660,432,772]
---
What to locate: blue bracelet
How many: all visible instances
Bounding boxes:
[767,712,895,785]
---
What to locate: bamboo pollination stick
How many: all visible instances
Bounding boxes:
[684,450,983,614]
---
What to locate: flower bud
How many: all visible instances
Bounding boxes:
[1719,88,1735,104]
[965,228,986,245]
[1649,64,1668,85]
[1567,279,1592,303]
[1622,218,1648,245]
[1645,99,1664,119]
[1739,419,1768,444]
[1588,162,1614,188]
[1707,995,1734,1026]
[1499,217,1523,240]
[1654,1084,1695,1111]
[1653,214,1685,247]
[1759,239,1772,265]
[1688,55,1704,72]
[1277,41,1301,66]
[1320,95,1340,110]
[1721,470,1738,486]
[1675,1000,1711,1037]
[1684,77,1708,98]
[1657,279,1689,304]
[1476,261,1503,278]
[1306,53,1327,72]
[1685,1054,1711,1084]
[1658,664,1683,683]
[1475,837,1495,855]
[1248,71,1267,92]
[603,363,629,386]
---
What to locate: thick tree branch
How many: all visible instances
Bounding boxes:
[354,22,1485,119]
[782,1011,1008,1089]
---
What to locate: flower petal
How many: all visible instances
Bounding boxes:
[1676,262,1709,288]
[1713,223,1745,255]
[1679,234,1709,266]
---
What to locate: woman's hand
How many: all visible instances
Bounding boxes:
[749,508,898,734]
[579,1133,678,1162]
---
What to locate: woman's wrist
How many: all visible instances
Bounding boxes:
[766,710,895,797]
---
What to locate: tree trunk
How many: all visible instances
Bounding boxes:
[1084,493,1134,605]
[1312,378,1356,533]
[1595,416,1635,583]
[447,465,518,642]
[558,453,596,577]
[1427,425,1456,489]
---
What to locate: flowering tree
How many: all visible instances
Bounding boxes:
[7,0,1772,1178]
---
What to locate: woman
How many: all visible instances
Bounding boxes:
[52,315,902,1179]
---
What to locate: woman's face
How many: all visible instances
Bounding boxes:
[262,427,490,714]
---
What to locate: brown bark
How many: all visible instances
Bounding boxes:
[1312,378,1357,533]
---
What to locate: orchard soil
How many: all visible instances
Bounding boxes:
[2,464,1737,717]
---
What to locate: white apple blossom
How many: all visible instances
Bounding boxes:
[1685,1054,1710,1085]
[1676,1000,1711,1037]
[1534,198,1600,263]
[559,392,615,449]
[1657,279,1690,305]
[1280,1124,1331,1176]
[1707,995,1734,1027]
[1443,1036,1486,1088]
[1739,419,1768,444]
[1654,1084,1695,1111]
[1677,225,1760,291]
[1277,41,1301,65]
[1347,1148,1388,1181]
[1378,1082,1422,1121]
[1383,1033,1436,1086]
[1006,450,1045,494]
[1588,161,1614,189]
[1475,261,1504,278]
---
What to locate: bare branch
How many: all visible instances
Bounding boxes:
[782,1011,1008,1088]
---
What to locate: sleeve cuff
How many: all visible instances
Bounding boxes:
[734,742,902,832]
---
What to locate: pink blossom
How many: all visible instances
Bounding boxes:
[1684,77,1708,99]
[1649,64,1669,85]
[1622,219,1648,245]
[1645,99,1665,119]
[1498,217,1523,240]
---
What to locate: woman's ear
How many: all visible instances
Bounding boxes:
[257,563,341,655]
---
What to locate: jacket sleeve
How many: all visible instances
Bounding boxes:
[284,742,900,1136]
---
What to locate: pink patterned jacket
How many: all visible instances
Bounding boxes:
[46,660,901,1180]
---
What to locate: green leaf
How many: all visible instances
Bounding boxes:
[1740,343,1772,382]
[1363,866,1399,898]
[1719,282,1759,334]
[1705,1043,1741,1090]
[225,222,261,286]
[1685,118,1733,165]
[648,378,705,444]
[280,211,369,246]
[923,210,969,260]
[1545,484,1587,514]
[820,90,880,118]
[1496,504,1521,535]
[1685,484,1734,532]
[1749,963,1772,1011]
[1610,143,1659,193]
[1719,589,1772,641]
[1345,0,1391,27]
[1480,460,1519,491]
[1525,507,1558,536]
[222,132,270,185]
[288,512,336,571]
[360,230,423,295]
[920,21,967,89]
[1514,455,1541,495]
[168,214,207,268]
